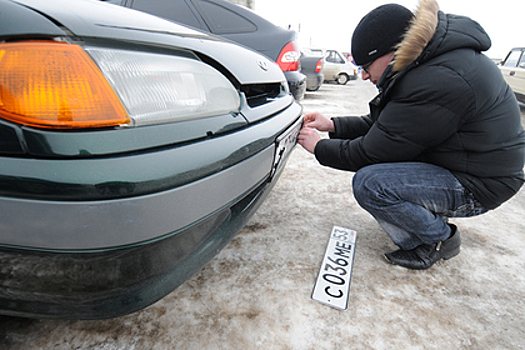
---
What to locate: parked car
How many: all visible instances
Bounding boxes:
[499,48,525,103]
[341,52,352,61]
[300,50,324,91]
[0,0,302,319]
[103,0,306,101]
[323,49,358,85]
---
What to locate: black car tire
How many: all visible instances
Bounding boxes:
[306,86,320,92]
[336,73,349,85]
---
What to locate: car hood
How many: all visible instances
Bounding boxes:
[6,0,285,85]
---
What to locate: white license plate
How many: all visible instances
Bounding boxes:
[271,116,303,179]
[312,226,357,310]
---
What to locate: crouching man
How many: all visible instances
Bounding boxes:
[298,0,525,269]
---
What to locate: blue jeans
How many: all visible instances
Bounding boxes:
[352,162,488,250]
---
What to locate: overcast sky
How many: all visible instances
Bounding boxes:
[254,0,523,59]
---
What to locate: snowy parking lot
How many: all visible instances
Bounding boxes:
[1,79,524,350]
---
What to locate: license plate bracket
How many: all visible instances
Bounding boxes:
[270,116,303,180]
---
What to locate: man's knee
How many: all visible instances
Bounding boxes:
[352,165,380,207]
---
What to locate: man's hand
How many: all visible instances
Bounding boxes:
[298,125,321,154]
[303,112,335,133]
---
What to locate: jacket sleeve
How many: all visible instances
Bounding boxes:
[314,114,374,171]
[314,66,474,172]
[329,115,374,139]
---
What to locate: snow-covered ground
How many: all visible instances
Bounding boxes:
[2,79,524,350]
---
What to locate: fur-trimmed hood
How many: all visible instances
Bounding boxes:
[391,0,491,72]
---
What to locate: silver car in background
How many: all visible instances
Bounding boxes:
[323,49,358,85]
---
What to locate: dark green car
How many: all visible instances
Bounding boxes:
[0,0,302,319]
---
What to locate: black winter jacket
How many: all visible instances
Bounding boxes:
[314,0,525,209]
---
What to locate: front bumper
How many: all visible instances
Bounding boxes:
[0,103,302,319]
[0,176,276,319]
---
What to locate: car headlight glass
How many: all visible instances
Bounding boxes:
[87,48,241,126]
[0,41,130,129]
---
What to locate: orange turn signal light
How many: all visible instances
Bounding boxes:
[0,41,129,129]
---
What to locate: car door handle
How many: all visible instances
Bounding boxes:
[510,71,516,76]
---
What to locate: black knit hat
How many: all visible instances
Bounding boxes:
[351,4,414,66]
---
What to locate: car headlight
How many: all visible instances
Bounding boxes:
[0,41,129,129]
[87,47,241,127]
[0,41,240,129]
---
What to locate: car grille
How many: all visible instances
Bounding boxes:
[241,83,283,108]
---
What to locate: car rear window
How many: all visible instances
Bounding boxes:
[326,51,345,64]
[131,0,204,30]
[197,0,256,34]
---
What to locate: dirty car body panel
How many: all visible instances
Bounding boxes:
[0,0,302,319]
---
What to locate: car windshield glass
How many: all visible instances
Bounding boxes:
[503,50,522,68]
[519,51,525,68]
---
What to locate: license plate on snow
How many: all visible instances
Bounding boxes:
[271,116,303,179]
[312,226,357,310]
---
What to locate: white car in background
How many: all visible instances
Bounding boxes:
[323,50,358,85]
[499,47,525,103]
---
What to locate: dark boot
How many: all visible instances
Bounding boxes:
[384,224,461,270]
